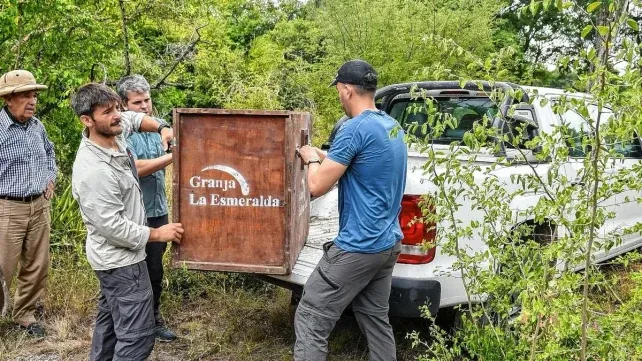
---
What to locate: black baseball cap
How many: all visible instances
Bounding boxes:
[329,60,378,90]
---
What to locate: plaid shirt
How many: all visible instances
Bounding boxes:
[0,107,57,197]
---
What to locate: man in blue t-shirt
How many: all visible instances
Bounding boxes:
[294,60,407,361]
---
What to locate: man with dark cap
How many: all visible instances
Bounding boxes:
[295,60,407,361]
[0,69,57,338]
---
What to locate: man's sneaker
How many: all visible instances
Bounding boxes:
[20,323,45,338]
[155,324,177,342]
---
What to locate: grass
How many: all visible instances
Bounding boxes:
[3,168,642,361]
[0,166,424,361]
[3,248,639,361]
[0,247,426,361]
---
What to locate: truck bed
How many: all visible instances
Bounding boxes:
[271,190,340,285]
[273,215,338,285]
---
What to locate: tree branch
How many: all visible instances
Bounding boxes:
[160,81,194,89]
[13,1,24,69]
[90,63,108,84]
[580,15,612,361]
[118,0,131,76]
[152,24,207,89]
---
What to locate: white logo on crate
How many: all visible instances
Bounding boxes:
[188,165,281,207]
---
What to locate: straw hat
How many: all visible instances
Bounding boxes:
[0,70,47,97]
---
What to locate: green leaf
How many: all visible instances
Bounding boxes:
[560,56,570,67]
[627,18,639,32]
[530,0,541,15]
[597,25,610,36]
[521,5,530,16]
[587,1,602,13]
[581,25,593,39]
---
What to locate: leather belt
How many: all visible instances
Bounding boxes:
[0,194,43,202]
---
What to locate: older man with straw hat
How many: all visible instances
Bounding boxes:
[0,69,57,338]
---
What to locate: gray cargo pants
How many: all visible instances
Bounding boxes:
[294,241,402,361]
[90,261,156,361]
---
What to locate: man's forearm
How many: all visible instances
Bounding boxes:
[45,138,57,183]
[93,214,150,251]
[138,115,173,149]
[314,148,327,161]
[134,154,173,177]
[148,228,161,242]
[139,115,163,132]
[47,169,57,184]
[47,158,57,183]
[307,163,325,196]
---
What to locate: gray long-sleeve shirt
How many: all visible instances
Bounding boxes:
[72,111,150,271]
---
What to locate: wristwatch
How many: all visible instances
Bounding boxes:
[307,159,321,165]
[157,123,169,134]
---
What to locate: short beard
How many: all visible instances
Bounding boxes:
[342,104,352,118]
[91,117,123,137]
[96,125,122,137]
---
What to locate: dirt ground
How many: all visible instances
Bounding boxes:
[0,287,427,361]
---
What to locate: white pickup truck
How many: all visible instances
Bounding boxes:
[267,81,642,318]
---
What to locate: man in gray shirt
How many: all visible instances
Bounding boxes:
[71,83,183,361]
[118,75,176,342]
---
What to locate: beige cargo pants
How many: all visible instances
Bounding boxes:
[0,196,50,326]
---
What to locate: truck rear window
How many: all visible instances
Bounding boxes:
[389,97,497,144]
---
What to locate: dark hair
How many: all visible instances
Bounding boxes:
[116,74,150,102]
[353,84,376,96]
[71,83,121,116]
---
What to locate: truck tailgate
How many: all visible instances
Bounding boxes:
[272,214,339,285]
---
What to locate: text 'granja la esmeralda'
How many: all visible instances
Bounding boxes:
[187,165,282,207]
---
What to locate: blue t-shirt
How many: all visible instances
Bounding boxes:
[127,131,168,218]
[327,109,408,253]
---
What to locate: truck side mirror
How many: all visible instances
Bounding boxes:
[503,114,539,148]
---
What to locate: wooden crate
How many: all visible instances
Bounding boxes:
[171,109,311,275]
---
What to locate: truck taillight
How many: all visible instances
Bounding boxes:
[397,195,436,264]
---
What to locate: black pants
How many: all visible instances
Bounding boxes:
[91,261,155,361]
[146,214,168,325]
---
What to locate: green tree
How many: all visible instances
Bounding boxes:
[409,1,642,360]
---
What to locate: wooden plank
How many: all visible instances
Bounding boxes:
[284,116,294,274]
[171,109,311,274]
[289,113,311,271]
[173,261,287,275]
[171,108,181,263]
[173,108,292,116]
[176,113,286,268]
